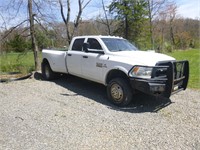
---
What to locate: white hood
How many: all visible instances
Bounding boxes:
[109,51,175,66]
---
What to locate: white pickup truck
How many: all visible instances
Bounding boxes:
[42,35,189,106]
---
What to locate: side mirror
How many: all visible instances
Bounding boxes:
[83,43,89,52]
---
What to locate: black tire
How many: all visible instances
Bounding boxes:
[107,78,133,106]
[42,61,56,80]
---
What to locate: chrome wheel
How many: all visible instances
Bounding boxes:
[110,83,124,101]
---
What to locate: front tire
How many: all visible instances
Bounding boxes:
[42,61,56,80]
[107,78,133,106]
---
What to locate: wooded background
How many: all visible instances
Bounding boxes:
[0,0,199,70]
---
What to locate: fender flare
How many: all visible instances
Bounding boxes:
[104,66,129,85]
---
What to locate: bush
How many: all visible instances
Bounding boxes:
[164,42,173,52]
[5,34,31,53]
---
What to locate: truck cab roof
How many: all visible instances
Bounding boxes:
[73,35,123,39]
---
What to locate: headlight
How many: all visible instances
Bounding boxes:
[129,66,153,79]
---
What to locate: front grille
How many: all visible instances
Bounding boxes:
[153,68,167,78]
[151,61,172,80]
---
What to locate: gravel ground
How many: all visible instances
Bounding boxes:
[0,72,200,150]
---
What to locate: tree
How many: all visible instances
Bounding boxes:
[152,1,179,51]
[6,34,30,52]
[58,0,92,44]
[109,0,148,45]
[146,0,166,49]
[154,11,168,51]
[166,2,177,50]
[35,29,51,50]
[109,0,129,39]
[0,0,44,70]
[101,0,112,35]
[28,0,40,71]
[95,0,115,35]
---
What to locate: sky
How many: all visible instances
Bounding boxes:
[85,0,200,19]
[0,0,199,29]
[175,0,200,19]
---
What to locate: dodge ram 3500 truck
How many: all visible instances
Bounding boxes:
[42,35,189,106]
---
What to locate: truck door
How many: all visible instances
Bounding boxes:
[81,38,104,83]
[67,38,84,76]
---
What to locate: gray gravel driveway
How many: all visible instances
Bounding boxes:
[0,73,200,150]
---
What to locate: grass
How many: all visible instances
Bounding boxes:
[0,51,41,74]
[0,49,199,89]
[167,49,200,89]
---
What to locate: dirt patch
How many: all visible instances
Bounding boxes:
[0,72,32,82]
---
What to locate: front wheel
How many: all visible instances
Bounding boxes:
[107,78,133,106]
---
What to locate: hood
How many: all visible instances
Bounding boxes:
[109,50,175,66]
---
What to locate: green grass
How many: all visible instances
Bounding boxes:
[0,52,41,74]
[167,49,200,89]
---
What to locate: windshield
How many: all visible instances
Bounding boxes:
[101,38,138,52]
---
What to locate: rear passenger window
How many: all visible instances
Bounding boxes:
[72,38,84,51]
[87,38,102,50]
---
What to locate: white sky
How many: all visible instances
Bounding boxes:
[0,0,199,29]
[175,0,200,19]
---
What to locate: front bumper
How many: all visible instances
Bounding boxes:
[129,60,189,97]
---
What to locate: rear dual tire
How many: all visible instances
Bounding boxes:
[42,62,57,80]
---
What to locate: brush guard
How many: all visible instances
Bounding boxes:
[156,60,189,97]
[129,60,189,98]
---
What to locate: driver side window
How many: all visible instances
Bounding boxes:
[87,38,102,50]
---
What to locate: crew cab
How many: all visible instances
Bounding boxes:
[42,35,189,106]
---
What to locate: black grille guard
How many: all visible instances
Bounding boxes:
[128,60,189,97]
[155,60,189,97]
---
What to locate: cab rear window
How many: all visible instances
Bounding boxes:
[72,38,84,51]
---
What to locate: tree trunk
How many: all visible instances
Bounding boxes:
[59,0,71,45]
[102,0,111,35]
[168,3,177,51]
[147,0,154,50]
[28,0,40,71]
[124,1,128,39]
[170,22,175,47]
[149,18,154,50]
[59,0,91,44]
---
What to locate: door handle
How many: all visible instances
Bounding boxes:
[68,54,72,56]
[83,56,88,58]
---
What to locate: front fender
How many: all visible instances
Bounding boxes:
[112,66,129,74]
[104,66,130,85]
